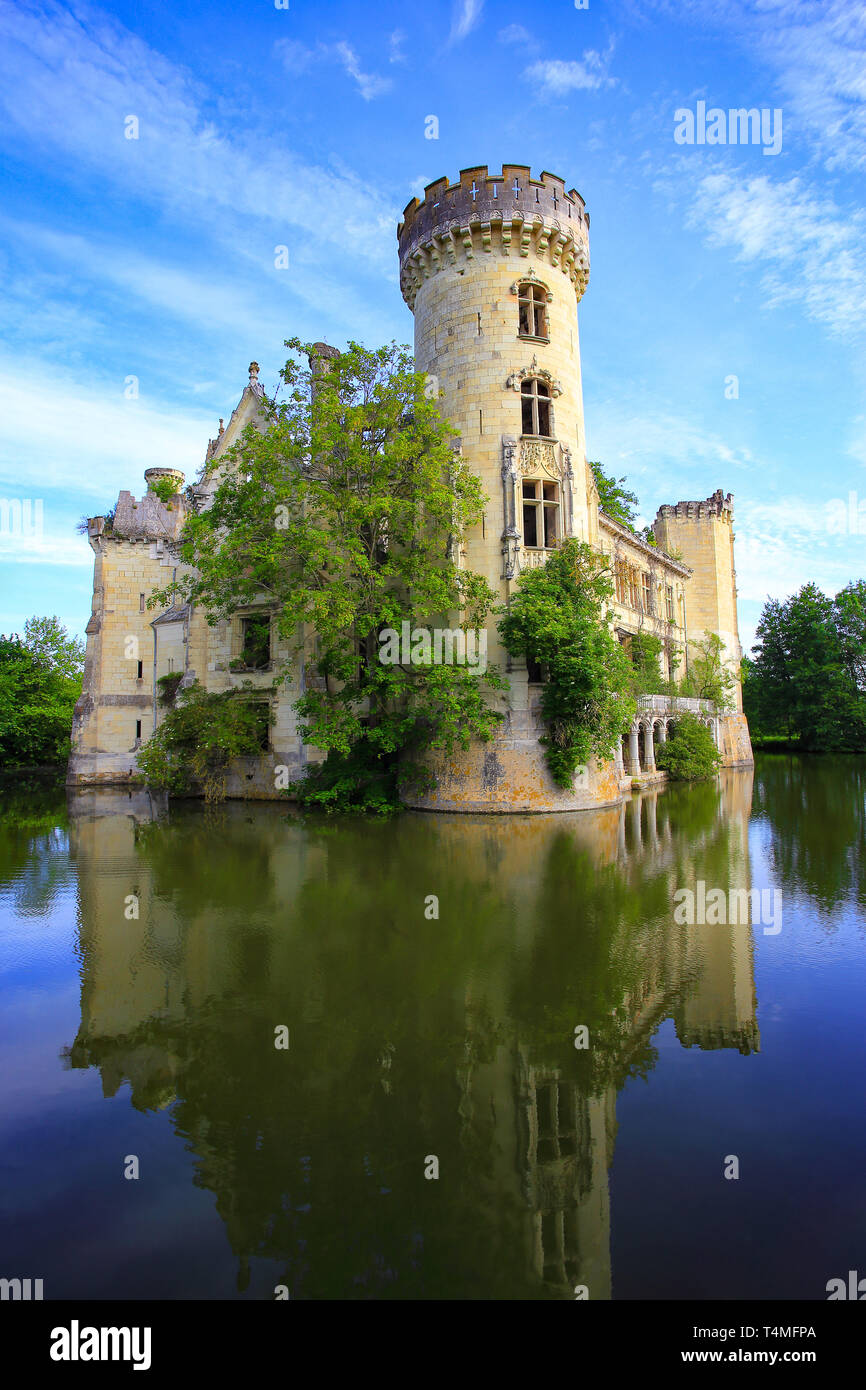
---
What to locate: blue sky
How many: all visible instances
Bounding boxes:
[0,0,864,654]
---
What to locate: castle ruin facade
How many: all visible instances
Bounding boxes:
[69,164,753,808]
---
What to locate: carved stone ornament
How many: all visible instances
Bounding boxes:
[505,356,563,396]
[510,266,553,302]
[519,440,560,478]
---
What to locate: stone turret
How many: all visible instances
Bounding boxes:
[306,342,340,401]
[397,165,595,607]
[106,469,187,544]
[144,467,186,495]
[397,165,590,310]
[653,490,744,712]
[397,164,621,811]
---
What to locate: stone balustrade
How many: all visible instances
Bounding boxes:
[637,694,715,714]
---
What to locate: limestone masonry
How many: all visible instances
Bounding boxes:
[69,164,753,808]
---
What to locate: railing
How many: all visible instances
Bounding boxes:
[521,547,554,570]
[637,694,714,713]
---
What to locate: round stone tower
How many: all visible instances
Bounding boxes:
[397,165,622,811]
[398,165,594,679]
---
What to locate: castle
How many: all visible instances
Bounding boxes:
[68,164,753,808]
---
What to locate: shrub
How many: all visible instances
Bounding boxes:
[289,742,407,815]
[157,672,184,706]
[655,712,721,781]
[137,682,273,802]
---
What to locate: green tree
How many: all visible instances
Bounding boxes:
[498,539,635,787]
[0,616,84,767]
[589,460,640,532]
[627,631,665,696]
[681,633,736,708]
[152,340,503,809]
[655,711,721,781]
[744,599,792,736]
[747,582,866,750]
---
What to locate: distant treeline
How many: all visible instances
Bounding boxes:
[743,582,866,752]
[0,617,84,768]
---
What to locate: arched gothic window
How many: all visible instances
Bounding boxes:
[518,282,548,339]
[521,378,552,437]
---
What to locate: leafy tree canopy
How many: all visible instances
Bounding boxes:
[152,340,504,809]
[136,682,272,803]
[0,616,84,767]
[498,539,636,787]
[745,581,866,750]
[680,632,736,709]
[589,460,641,532]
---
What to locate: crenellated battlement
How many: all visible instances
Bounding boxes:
[397,165,590,310]
[655,489,734,525]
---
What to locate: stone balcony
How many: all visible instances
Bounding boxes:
[637,694,715,714]
[521,547,555,570]
[623,694,719,779]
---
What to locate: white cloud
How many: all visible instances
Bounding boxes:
[587,403,754,495]
[450,0,484,44]
[273,39,317,74]
[333,42,392,101]
[734,506,859,611]
[0,357,212,499]
[686,172,866,337]
[524,48,616,96]
[0,214,396,365]
[0,529,92,569]
[389,30,407,64]
[498,24,531,46]
[638,0,866,173]
[272,36,392,101]
[0,6,397,275]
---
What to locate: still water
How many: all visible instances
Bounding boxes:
[1,757,864,1301]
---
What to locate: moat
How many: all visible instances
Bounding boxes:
[1,756,864,1300]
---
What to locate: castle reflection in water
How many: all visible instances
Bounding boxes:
[64,770,758,1299]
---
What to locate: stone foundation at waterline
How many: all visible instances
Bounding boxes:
[402,709,753,815]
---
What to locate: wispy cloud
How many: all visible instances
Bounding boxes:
[733,497,862,615]
[273,39,318,75]
[524,46,616,97]
[0,356,212,498]
[450,0,484,44]
[333,42,392,100]
[273,36,392,100]
[0,529,93,569]
[686,172,866,337]
[498,25,532,46]
[588,402,754,494]
[0,5,397,275]
[637,0,866,172]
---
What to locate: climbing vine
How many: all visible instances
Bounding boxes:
[498,539,636,788]
[137,682,272,803]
